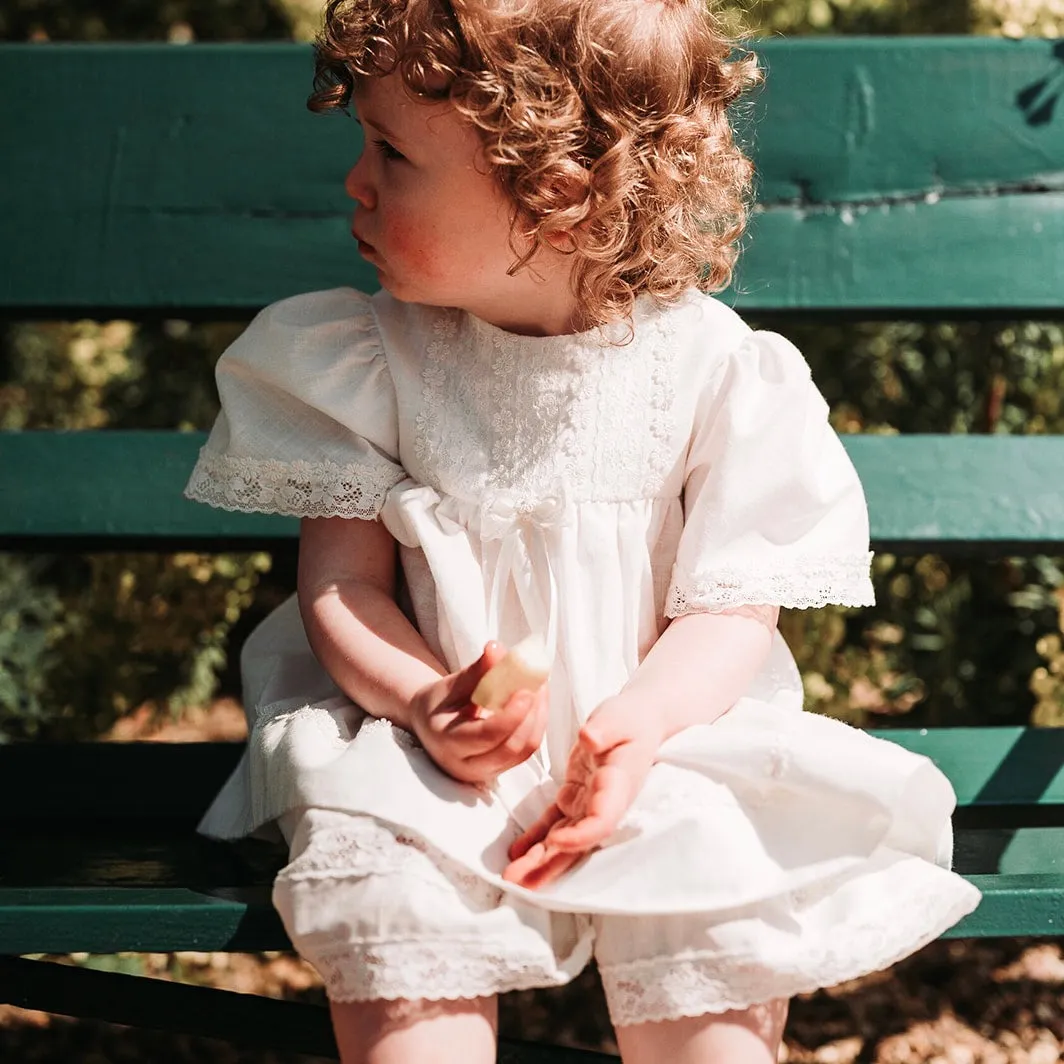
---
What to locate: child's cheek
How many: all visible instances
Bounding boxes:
[384,216,445,283]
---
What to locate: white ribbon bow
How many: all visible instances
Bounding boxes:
[474,486,572,668]
[477,489,571,541]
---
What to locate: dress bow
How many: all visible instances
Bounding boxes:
[479,488,572,540]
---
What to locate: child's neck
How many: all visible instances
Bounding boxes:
[478,299,587,339]
[465,249,588,339]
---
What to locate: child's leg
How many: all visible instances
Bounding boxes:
[273,809,589,1063]
[330,995,497,1064]
[614,999,788,1064]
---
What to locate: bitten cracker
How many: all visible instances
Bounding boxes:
[470,635,551,715]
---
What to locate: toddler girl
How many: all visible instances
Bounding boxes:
[185,1,981,1061]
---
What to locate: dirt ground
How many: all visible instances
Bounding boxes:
[3,703,1061,1063]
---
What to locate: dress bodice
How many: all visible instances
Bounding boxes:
[375,290,728,509]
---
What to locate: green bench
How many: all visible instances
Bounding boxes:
[3,36,1064,1060]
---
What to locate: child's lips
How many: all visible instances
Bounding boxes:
[352,231,378,258]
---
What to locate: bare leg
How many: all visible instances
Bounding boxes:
[329,995,498,1064]
[615,998,788,1064]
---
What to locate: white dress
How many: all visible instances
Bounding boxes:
[185,286,980,1019]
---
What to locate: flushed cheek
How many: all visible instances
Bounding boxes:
[380,215,451,284]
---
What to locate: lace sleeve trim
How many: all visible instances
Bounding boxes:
[184,448,405,519]
[666,553,875,615]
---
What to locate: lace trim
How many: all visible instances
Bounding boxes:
[413,315,458,472]
[598,877,980,1026]
[314,937,576,1003]
[185,449,404,518]
[666,553,875,615]
[275,814,500,908]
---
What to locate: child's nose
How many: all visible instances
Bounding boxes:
[344,157,376,209]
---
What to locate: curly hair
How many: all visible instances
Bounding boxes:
[309,0,760,330]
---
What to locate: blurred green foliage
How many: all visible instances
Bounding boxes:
[768,320,1064,729]
[0,317,273,741]
[2,0,1064,739]
[0,0,291,41]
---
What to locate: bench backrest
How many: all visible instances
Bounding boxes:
[3,38,1063,316]
[3,37,1064,551]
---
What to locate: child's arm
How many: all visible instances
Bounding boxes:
[298,514,446,728]
[298,515,548,783]
[617,604,780,738]
[504,605,777,888]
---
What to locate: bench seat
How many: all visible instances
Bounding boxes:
[1,730,1062,957]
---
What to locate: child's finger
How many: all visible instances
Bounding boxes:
[547,768,632,851]
[465,682,541,738]
[507,803,565,860]
[442,689,535,755]
[460,689,546,775]
[504,843,583,889]
[450,642,506,703]
[524,848,584,889]
[541,814,613,852]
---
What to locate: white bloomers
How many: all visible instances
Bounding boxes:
[273,806,970,1027]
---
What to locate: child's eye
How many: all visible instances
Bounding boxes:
[372,138,406,163]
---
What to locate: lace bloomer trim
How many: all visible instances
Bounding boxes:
[184,449,404,519]
[666,553,875,615]
[599,879,977,1025]
[313,937,576,1003]
[274,813,501,909]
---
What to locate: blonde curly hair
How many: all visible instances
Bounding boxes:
[309,0,760,329]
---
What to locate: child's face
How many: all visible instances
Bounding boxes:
[347,75,578,334]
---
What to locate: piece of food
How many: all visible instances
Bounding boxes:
[471,635,551,714]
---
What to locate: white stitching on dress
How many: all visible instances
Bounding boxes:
[413,314,457,471]
[409,300,680,506]
[645,308,678,495]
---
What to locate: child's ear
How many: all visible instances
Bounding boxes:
[542,228,580,255]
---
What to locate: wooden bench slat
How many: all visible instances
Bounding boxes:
[0,431,295,544]
[750,37,1064,206]
[0,741,246,821]
[954,828,1064,878]
[0,887,287,954]
[4,431,1064,551]
[870,727,1064,808]
[0,956,341,1060]
[0,957,614,1064]
[738,192,1064,313]
[1,855,1059,951]
[945,873,1064,938]
[3,39,1063,313]
[3,732,1062,820]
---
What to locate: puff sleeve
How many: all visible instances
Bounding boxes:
[184,288,405,519]
[666,330,875,615]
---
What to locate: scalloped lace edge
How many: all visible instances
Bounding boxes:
[184,448,403,519]
[313,937,582,1003]
[666,553,875,615]
[598,883,980,1026]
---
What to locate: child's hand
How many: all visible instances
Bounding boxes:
[409,643,548,785]
[502,696,662,889]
